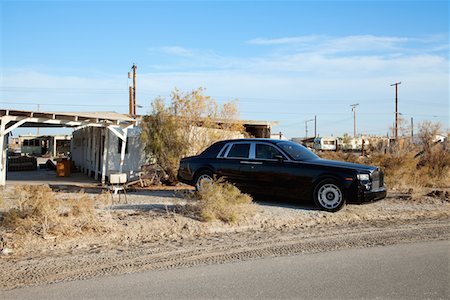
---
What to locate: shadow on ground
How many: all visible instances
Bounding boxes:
[252,195,320,211]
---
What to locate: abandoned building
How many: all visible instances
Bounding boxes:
[0,108,275,186]
[11,134,71,156]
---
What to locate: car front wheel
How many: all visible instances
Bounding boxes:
[314,179,345,212]
[194,170,214,191]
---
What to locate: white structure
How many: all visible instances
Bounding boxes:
[71,126,144,183]
[71,119,276,182]
[16,134,71,156]
[270,132,289,140]
[313,137,338,151]
[0,109,136,186]
[338,137,370,151]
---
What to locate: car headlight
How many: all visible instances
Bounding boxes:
[357,174,370,181]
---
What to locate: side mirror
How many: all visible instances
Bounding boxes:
[274,155,284,163]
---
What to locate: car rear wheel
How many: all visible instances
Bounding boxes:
[314,179,345,212]
[195,171,214,191]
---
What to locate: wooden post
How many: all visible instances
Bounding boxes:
[94,128,99,180]
[132,64,137,117]
[0,119,6,186]
[361,139,365,157]
[53,136,57,157]
[86,127,92,175]
[129,86,133,117]
[119,128,128,173]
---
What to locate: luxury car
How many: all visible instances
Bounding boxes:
[177,139,387,212]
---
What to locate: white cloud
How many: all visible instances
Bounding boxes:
[247,35,321,45]
[2,34,448,137]
[160,46,194,57]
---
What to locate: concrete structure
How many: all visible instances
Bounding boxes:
[0,109,136,186]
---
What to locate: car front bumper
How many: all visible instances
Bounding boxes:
[358,187,387,203]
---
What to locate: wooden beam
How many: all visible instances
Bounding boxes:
[0,120,6,186]
[119,127,128,173]
[101,128,109,185]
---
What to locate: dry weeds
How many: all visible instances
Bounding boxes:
[0,185,114,252]
[180,179,255,223]
[320,144,449,194]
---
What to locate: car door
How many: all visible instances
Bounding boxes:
[250,142,291,197]
[246,142,314,199]
[215,142,252,190]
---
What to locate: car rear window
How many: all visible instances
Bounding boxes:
[226,143,250,158]
[200,141,227,158]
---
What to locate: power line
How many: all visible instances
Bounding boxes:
[1,87,448,107]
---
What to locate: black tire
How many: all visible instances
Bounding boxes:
[194,170,214,191]
[313,179,346,212]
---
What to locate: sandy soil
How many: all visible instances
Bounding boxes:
[0,186,449,290]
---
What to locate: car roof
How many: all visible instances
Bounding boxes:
[219,138,291,144]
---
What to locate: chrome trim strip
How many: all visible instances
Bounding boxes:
[240,161,263,165]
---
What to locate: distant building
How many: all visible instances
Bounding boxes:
[270,132,288,140]
[313,137,338,151]
[13,134,71,156]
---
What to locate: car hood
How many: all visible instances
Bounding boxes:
[304,158,376,172]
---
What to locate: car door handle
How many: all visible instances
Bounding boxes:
[240,161,263,165]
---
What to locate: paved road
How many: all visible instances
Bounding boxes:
[2,240,449,299]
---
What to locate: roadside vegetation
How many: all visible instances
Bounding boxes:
[0,185,113,252]
[140,88,244,184]
[181,179,255,223]
[320,122,449,193]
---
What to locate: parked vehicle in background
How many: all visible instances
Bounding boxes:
[313,137,338,151]
[178,139,387,212]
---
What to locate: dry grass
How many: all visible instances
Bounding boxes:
[319,143,449,197]
[1,185,112,239]
[181,179,254,223]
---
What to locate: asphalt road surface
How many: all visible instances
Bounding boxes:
[2,240,449,299]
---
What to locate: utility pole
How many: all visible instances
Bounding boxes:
[128,64,137,118]
[390,82,401,140]
[37,104,40,136]
[314,115,317,137]
[350,103,359,138]
[305,119,314,140]
[411,117,414,139]
[129,86,133,117]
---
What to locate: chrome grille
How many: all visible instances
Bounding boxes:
[371,170,380,190]
[379,171,384,187]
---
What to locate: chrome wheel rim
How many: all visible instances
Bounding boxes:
[196,174,213,191]
[317,184,343,209]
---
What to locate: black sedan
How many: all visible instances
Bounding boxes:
[178,139,387,212]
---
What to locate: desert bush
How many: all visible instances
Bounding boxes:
[1,185,110,238]
[319,133,449,190]
[140,88,244,184]
[184,179,254,223]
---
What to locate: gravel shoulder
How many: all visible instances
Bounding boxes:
[1,187,449,291]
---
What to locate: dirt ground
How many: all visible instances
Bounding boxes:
[0,185,449,290]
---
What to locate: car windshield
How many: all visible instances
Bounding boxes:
[276,141,319,161]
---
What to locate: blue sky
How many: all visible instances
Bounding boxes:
[1,0,448,138]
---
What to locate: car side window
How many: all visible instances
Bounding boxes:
[226,143,250,158]
[255,144,284,160]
